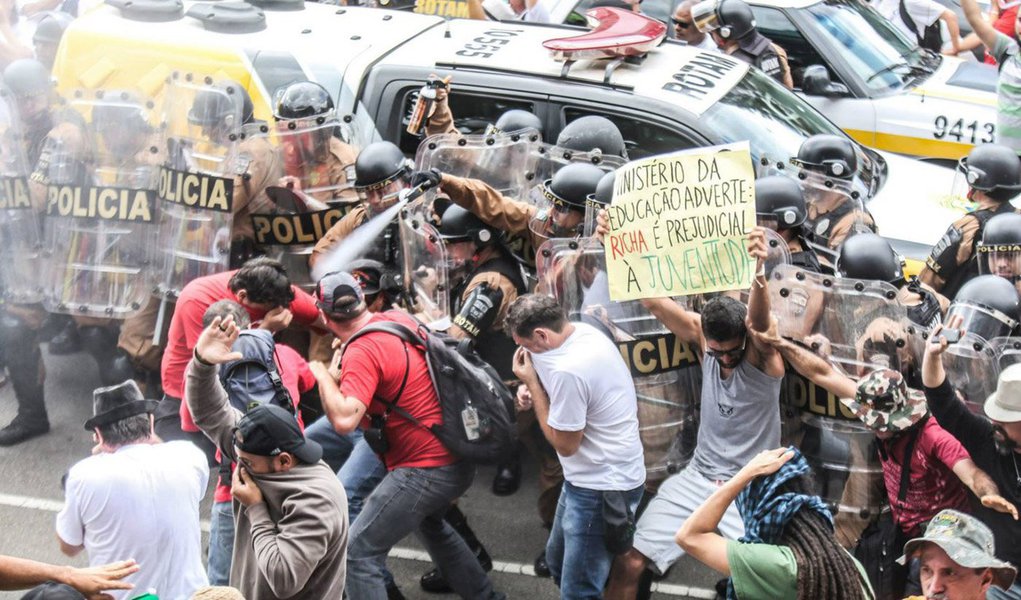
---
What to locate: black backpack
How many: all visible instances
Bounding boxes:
[898,0,943,53]
[344,319,517,464]
[218,329,294,415]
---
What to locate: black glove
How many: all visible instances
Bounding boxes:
[410,168,442,191]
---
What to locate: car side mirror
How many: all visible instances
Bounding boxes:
[801,65,849,97]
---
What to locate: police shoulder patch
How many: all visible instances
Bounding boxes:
[453,281,504,339]
[926,226,965,275]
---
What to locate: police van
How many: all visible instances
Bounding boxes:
[55,0,959,262]
[547,0,1000,161]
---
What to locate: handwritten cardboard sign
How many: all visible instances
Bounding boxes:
[605,142,756,301]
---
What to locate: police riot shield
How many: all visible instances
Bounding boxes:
[249,186,355,292]
[536,237,699,483]
[414,130,541,201]
[400,203,449,325]
[273,117,359,204]
[943,333,1000,413]
[0,87,44,304]
[794,168,870,266]
[993,336,1021,371]
[41,91,162,318]
[770,264,911,375]
[155,77,241,299]
[526,143,626,188]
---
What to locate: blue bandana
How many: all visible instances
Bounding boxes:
[726,447,833,600]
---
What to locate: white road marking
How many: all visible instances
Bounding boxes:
[0,492,716,598]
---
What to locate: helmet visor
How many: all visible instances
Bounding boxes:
[357,178,408,217]
[691,0,721,32]
[528,184,586,245]
[979,245,1021,284]
[945,301,1019,342]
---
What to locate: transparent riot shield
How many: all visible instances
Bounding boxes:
[272,118,359,204]
[41,91,162,318]
[525,143,626,188]
[414,130,541,201]
[155,77,241,299]
[400,203,449,325]
[537,237,699,483]
[943,333,1000,413]
[250,186,357,292]
[770,264,911,375]
[0,87,44,304]
[993,337,1021,371]
[796,169,870,266]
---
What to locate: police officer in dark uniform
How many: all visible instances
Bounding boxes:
[554,115,629,160]
[978,212,1021,294]
[32,11,73,71]
[692,0,793,88]
[920,143,1021,299]
[754,175,822,273]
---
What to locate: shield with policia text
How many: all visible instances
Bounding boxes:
[155,76,241,299]
[41,90,162,318]
[537,236,699,484]
[0,84,44,304]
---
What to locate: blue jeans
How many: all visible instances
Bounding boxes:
[207,500,234,586]
[339,435,387,523]
[547,481,644,600]
[346,462,503,600]
[989,581,1021,599]
[304,416,360,473]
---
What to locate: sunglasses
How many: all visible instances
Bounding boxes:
[706,337,746,359]
[672,18,692,29]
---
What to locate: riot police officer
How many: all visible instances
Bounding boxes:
[920,143,1021,299]
[554,115,628,160]
[692,0,793,88]
[792,133,876,270]
[273,81,357,202]
[32,11,73,71]
[947,274,1021,341]
[976,209,1021,295]
[754,175,822,273]
[186,79,283,266]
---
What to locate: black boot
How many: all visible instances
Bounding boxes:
[0,315,48,446]
[492,455,522,496]
[47,318,81,355]
[533,550,551,578]
[420,505,493,593]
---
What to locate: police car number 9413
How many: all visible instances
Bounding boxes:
[933,116,994,144]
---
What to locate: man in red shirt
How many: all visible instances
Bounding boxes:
[156,257,324,448]
[309,271,504,600]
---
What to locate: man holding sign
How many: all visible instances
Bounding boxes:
[602,145,785,598]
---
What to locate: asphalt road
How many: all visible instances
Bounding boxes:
[0,345,720,600]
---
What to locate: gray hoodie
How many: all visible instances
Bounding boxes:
[186,358,348,600]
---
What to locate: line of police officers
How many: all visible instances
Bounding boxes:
[4,49,1021,599]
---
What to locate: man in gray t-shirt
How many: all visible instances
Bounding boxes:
[961,0,1021,153]
[604,228,785,599]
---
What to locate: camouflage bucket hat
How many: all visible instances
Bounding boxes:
[840,369,928,433]
[899,509,1017,590]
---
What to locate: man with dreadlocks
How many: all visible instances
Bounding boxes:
[676,447,874,600]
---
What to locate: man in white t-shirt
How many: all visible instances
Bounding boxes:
[56,380,209,600]
[508,293,646,600]
[872,0,962,53]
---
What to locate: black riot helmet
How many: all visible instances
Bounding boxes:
[835,232,904,285]
[587,170,616,208]
[978,212,1021,282]
[189,80,254,130]
[958,143,1021,202]
[713,0,756,39]
[542,163,606,212]
[491,109,543,137]
[754,175,806,230]
[439,203,496,246]
[947,274,1021,341]
[33,11,73,45]
[792,134,858,180]
[273,81,334,122]
[555,116,628,160]
[3,58,51,99]
[354,141,408,190]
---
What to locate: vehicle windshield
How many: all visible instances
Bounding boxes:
[702,67,883,194]
[802,0,938,93]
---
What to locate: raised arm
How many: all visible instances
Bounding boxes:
[744,228,785,377]
[186,316,245,460]
[641,297,704,349]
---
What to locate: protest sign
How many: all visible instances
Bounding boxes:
[604,142,756,302]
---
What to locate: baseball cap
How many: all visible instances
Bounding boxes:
[315,271,366,320]
[348,258,387,296]
[840,369,928,434]
[235,404,322,464]
[985,363,1021,423]
[899,509,1017,590]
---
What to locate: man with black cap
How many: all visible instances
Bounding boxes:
[55,381,208,600]
[186,314,348,600]
[901,509,1017,600]
[309,271,505,600]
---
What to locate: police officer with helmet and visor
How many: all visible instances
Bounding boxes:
[754,175,822,273]
[691,0,793,88]
[977,212,1021,295]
